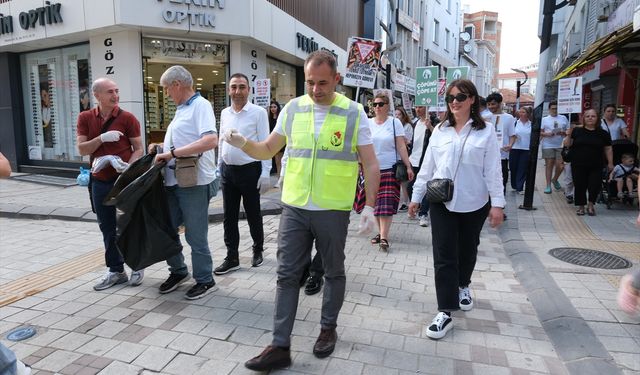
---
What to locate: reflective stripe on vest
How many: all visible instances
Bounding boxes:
[281,93,361,210]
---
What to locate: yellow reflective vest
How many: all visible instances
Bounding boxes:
[281,93,362,210]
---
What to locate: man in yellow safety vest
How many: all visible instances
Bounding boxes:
[223,50,380,371]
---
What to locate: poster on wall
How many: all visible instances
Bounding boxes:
[253,78,271,108]
[38,64,55,149]
[344,37,382,89]
[557,77,582,114]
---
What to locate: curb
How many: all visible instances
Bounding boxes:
[497,194,622,375]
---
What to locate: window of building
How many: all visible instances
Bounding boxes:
[267,58,297,106]
[433,19,440,44]
[445,29,450,51]
[447,0,451,13]
[141,38,228,143]
[407,0,413,16]
[21,44,92,162]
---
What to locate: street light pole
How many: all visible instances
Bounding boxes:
[512,68,528,112]
[521,0,576,210]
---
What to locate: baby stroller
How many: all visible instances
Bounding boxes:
[602,140,638,209]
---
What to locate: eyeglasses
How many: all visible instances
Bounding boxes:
[372,102,387,107]
[445,93,469,103]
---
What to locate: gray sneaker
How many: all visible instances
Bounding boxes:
[129,270,144,286]
[93,271,128,291]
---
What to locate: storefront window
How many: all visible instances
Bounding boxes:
[21,44,92,162]
[267,58,296,106]
[142,37,228,144]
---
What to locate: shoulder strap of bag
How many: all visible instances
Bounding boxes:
[601,119,611,133]
[392,117,398,159]
[418,122,431,167]
[451,126,473,181]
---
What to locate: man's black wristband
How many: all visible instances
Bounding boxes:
[171,149,177,158]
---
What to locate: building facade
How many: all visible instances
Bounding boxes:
[463,10,502,89]
[0,0,360,173]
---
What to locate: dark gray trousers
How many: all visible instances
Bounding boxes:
[272,206,350,347]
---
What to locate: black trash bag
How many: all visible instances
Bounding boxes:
[104,154,182,271]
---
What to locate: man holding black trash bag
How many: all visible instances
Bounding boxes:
[76,77,144,291]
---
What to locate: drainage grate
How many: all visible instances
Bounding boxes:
[549,247,632,269]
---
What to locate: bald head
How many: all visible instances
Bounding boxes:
[92,78,119,111]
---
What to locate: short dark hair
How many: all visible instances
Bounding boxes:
[479,97,487,107]
[486,92,503,103]
[304,50,337,74]
[549,101,558,107]
[604,103,616,111]
[230,73,250,85]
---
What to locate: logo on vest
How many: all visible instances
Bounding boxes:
[330,131,342,147]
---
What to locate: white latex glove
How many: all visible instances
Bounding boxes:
[257,176,271,195]
[358,205,376,235]
[222,128,247,148]
[100,130,123,143]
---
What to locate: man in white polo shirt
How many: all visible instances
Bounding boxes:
[215,73,271,275]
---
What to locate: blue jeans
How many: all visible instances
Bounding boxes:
[91,178,124,273]
[165,181,217,284]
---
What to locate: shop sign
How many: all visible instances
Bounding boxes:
[412,21,420,42]
[296,32,339,62]
[396,9,413,31]
[0,2,63,35]
[143,38,227,62]
[405,77,416,96]
[157,0,225,28]
[394,72,406,93]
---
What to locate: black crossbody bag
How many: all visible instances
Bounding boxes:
[425,124,471,203]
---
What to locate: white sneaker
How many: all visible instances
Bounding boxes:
[419,215,430,227]
[93,271,128,291]
[459,286,473,311]
[426,312,452,339]
[129,270,144,286]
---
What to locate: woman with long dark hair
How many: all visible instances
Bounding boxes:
[409,79,504,340]
[564,108,613,216]
[269,100,284,175]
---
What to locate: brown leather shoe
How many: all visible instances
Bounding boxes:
[245,345,291,371]
[313,328,337,358]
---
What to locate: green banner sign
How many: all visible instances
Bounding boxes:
[415,66,438,106]
[445,66,469,84]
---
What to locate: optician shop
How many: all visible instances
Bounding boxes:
[0,0,347,173]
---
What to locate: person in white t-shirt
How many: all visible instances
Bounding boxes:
[601,104,629,141]
[368,93,414,251]
[540,101,569,194]
[486,93,515,194]
[508,106,533,194]
[395,106,414,212]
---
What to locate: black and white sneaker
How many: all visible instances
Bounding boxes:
[459,286,473,311]
[426,312,452,340]
[252,253,263,267]
[159,273,190,294]
[185,280,217,300]
[398,203,409,212]
[214,259,240,275]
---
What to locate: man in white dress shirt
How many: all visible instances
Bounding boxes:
[214,73,271,274]
[601,104,629,141]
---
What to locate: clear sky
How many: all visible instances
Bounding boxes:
[466,0,541,73]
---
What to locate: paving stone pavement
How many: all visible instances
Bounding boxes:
[2,211,570,375]
[1,167,638,375]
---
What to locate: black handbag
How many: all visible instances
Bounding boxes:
[392,118,409,182]
[425,125,471,203]
[561,146,572,163]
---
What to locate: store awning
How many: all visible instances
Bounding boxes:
[553,24,640,81]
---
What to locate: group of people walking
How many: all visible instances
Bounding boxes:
[74,48,635,373]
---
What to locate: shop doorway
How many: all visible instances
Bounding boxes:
[142,38,228,144]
